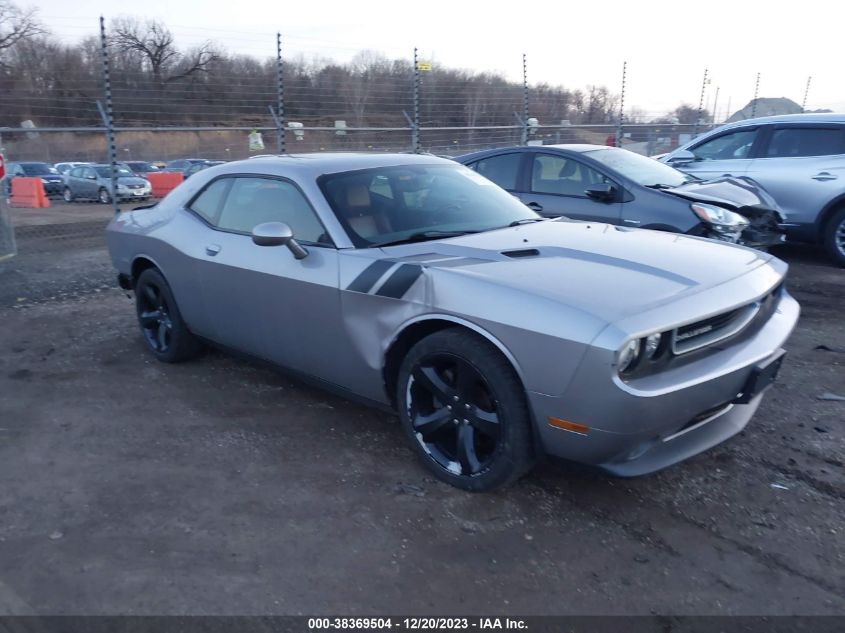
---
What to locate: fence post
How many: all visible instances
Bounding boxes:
[275,32,285,154]
[751,73,760,118]
[98,16,119,216]
[801,76,812,112]
[521,53,529,145]
[693,68,708,138]
[411,48,421,153]
[616,61,626,147]
[711,86,720,126]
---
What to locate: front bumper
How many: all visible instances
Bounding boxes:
[528,290,799,476]
[42,181,64,195]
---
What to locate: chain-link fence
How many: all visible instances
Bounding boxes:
[0,15,791,310]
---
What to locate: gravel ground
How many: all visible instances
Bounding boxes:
[0,203,843,616]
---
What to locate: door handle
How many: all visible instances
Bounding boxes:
[205,244,221,256]
[812,172,838,181]
[721,173,733,177]
[526,202,543,212]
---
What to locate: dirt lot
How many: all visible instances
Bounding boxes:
[0,202,843,615]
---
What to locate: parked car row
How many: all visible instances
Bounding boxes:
[1,157,230,203]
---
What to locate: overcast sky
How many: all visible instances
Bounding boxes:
[31,0,844,118]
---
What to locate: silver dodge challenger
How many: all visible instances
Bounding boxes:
[106,153,800,491]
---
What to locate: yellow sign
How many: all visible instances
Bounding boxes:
[417,61,432,72]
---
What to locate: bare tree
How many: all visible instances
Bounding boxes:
[111,17,218,85]
[0,0,43,57]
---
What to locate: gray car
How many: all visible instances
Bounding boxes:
[456,145,785,249]
[63,164,152,204]
[661,113,845,266]
[105,154,799,491]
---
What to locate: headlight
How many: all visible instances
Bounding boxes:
[618,332,667,377]
[617,340,641,374]
[691,203,749,236]
[40,178,49,183]
[644,333,662,359]
[117,184,128,191]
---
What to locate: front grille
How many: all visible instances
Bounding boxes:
[671,284,783,355]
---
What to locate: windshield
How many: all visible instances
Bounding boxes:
[584,148,692,188]
[21,163,57,176]
[127,162,157,171]
[319,164,539,247]
[95,166,134,178]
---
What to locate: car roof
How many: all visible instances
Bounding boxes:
[230,152,450,177]
[714,112,845,130]
[540,144,614,153]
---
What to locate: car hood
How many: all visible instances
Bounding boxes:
[659,176,784,220]
[116,177,150,186]
[377,220,778,324]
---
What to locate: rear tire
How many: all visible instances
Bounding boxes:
[396,329,536,491]
[822,206,845,267]
[134,268,203,363]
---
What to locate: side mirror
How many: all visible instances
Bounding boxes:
[252,221,308,260]
[585,183,618,202]
[666,149,697,166]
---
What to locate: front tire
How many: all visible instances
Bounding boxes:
[62,187,74,203]
[98,187,111,204]
[823,206,845,267]
[134,268,203,363]
[396,329,535,491]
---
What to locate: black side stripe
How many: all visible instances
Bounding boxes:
[375,264,423,299]
[347,260,395,293]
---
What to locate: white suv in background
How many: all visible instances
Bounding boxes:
[661,113,845,266]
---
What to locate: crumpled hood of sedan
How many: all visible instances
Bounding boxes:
[378,220,777,324]
[661,175,782,218]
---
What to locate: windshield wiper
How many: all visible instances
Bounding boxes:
[371,230,479,248]
[508,218,544,227]
[644,183,675,190]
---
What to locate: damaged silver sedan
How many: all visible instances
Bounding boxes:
[106,154,799,491]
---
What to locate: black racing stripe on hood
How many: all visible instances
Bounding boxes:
[347,259,395,293]
[374,264,422,299]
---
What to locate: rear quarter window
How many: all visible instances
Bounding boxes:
[765,127,845,158]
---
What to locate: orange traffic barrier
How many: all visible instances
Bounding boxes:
[9,177,50,209]
[146,172,184,198]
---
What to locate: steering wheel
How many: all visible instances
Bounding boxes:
[429,201,465,224]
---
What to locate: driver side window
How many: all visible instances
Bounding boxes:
[692,129,758,160]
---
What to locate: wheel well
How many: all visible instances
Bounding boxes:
[131,257,158,286]
[382,319,528,410]
[383,319,457,407]
[817,196,845,241]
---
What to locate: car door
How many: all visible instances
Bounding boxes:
[190,175,339,373]
[744,124,845,233]
[520,152,623,223]
[677,126,762,180]
[81,166,98,198]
